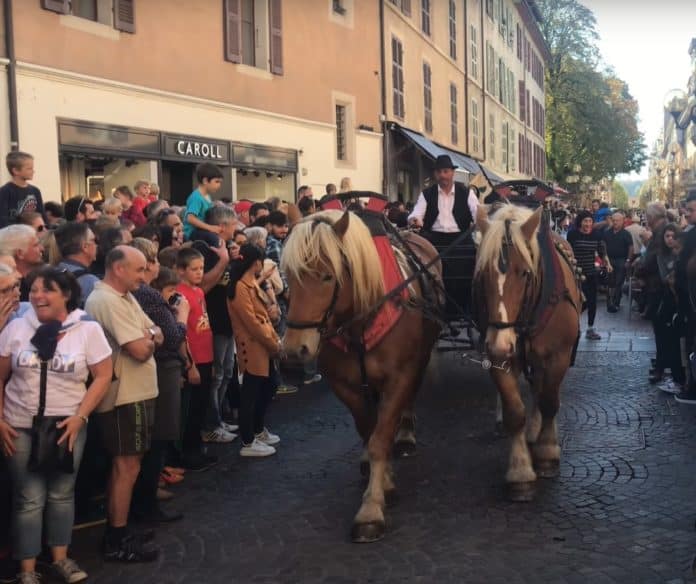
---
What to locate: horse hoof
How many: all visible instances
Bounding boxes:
[535,459,560,479]
[351,520,386,543]
[360,460,370,477]
[507,481,536,502]
[393,441,417,458]
[385,489,399,507]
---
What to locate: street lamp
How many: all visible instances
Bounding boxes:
[664,39,696,145]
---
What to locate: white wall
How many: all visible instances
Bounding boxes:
[15,65,383,202]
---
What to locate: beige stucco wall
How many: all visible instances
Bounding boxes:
[15,65,382,202]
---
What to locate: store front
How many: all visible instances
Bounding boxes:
[57,119,298,204]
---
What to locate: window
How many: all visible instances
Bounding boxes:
[486,42,495,94]
[423,62,433,133]
[392,36,405,119]
[336,104,347,161]
[471,98,480,153]
[485,0,493,19]
[392,0,411,16]
[519,80,526,122]
[516,25,522,60]
[225,0,283,74]
[41,0,135,31]
[421,0,431,36]
[470,25,478,80]
[510,128,516,171]
[502,121,508,170]
[448,0,456,60]
[332,0,346,14]
[450,83,458,145]
[489,114,496,162]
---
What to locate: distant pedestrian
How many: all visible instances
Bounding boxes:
[602,212,633,312]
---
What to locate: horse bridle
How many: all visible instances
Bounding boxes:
[486,219,537,334]
[285,279,340,336]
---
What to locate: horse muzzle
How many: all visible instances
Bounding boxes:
[485,328,517,360]
[282,330,320,363]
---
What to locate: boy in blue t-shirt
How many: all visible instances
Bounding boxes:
[183,163,224,241]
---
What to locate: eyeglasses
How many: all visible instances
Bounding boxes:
[36,225,46,232]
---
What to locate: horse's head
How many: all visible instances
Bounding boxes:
[474,204,542,359]
[281,210,384,362]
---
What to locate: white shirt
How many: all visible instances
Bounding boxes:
[0,308,112,428]
[408,184,479,233]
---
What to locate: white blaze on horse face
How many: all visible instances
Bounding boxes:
[487,271,517,357]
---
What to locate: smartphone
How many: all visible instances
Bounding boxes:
[168,292,182,307]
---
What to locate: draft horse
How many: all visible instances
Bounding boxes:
[281,210,441,542]
[473,204,581,501]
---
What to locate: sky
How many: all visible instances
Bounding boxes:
[581,0,696,179]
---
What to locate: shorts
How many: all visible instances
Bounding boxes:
[96,399,155,457]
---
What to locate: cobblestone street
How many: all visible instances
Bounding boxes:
[71,304,696,583]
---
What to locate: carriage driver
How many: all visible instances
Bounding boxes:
[408,154,480,318]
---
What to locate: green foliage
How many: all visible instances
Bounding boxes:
[610,181,629,210]
[536,0,646,186]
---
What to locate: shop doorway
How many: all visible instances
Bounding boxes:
[162,161,196,206]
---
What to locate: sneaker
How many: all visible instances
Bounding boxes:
[303,373,323,385]
[276,384,298,395]
[16,573,41,584]
[103,534,159,563]
[256,428,280,446]
[240,438,276,457]
[675,391,696,404]
[52,558,87,583]
[201,428,237,443]
[220,421,239,433]
[658,380,682,395]
[585,329,602,340]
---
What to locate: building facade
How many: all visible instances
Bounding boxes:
[382,0,549,201]
[0,0,383,203]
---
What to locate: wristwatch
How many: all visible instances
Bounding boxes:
[148,327,156,340]
[77,414,88,425]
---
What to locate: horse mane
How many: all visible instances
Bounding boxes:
[281,210,385,315]
[475,204,540,276]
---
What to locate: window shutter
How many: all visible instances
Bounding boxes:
[224,0,242,63]
[41,0,69,13]
[269,0,283,75]
[114,0,135,33]
[401,0,411,16]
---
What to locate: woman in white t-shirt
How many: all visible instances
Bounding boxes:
[0,267,112,584]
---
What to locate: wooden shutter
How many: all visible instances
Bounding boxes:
[224,0,242,63]
[114,0,135,33]
[41,0,69,13]
[401,0,411,16]
[269,0,283,75]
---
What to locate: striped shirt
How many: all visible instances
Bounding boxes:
[567,229,604,276]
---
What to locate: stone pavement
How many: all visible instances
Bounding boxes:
[62,302,696,583]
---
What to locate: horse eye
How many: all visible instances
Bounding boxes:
[322,274,333,282]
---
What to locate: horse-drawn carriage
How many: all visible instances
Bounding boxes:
[281,183,582,543]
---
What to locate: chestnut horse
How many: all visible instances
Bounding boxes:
[281,210,441,542]
[473,204,581,501]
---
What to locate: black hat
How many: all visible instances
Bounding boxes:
[434,154,458,170]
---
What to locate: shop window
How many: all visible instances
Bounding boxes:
[225,0,283,75]
[423,62,432,134]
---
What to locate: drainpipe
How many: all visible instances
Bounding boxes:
[480,4,486,164]
[379,0,389,198]
[4,0,18,151]
[463,0,469,156]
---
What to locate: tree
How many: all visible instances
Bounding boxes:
[536,0,646,186]
[610,181,629,210]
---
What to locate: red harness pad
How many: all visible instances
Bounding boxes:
[331,235,406,352]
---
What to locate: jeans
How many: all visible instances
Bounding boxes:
[239,367,276,445]
[608,257,627,308]
[6,427,87,560]
[204,335,235,431]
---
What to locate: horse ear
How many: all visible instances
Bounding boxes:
[286,203,303,226]
[333,211,350,239]
[521,207,543,241]
[475,204,490,235]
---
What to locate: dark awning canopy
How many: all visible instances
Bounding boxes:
[397,126,483,175]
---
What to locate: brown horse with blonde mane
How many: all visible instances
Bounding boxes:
[281,209,441,542]
[473,204,581,501]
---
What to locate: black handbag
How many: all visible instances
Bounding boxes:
[27,321,74,474]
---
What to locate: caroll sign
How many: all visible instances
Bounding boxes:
[163,135,230,163]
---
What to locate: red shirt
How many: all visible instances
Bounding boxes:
[121,205,146,228]
[132,196,149,214]
[176,283,213,365]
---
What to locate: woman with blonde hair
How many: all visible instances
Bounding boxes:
[339,177,352,193]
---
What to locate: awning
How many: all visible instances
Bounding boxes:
[398,127,482,174]
[478,164,503,184]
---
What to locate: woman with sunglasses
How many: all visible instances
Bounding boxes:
[17,212,46,234]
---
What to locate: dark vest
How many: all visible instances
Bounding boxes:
[422,183,473,232]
